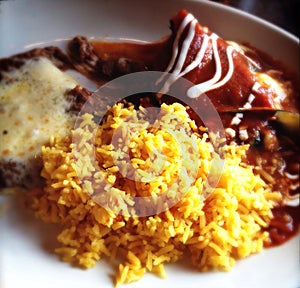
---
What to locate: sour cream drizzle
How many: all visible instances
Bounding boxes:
[158,13,235,98]
[156,13,195,87]
[188,35,235,98]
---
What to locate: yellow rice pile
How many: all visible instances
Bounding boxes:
[29,102,281,286]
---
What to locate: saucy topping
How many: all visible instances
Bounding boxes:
[0,9,298,247]
[157,14,236,98]
[86,9,299,247]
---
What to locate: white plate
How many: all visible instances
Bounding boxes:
[0,1,299,288]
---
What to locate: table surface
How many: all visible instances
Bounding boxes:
[211,0,299,38]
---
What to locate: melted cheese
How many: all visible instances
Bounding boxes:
[228,41,289,109]
[255,72,287,108]
[0,57,77,164]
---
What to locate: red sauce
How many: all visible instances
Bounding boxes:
[89,9,299,247]
[265,206,300,247]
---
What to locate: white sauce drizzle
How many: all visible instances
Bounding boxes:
[158,19,198,94]
[156,13,195,87]
[158,13,235,98]
[285,172,299,180]
[177,34,209,78]
[171,19,197,76]
[242,93,256,109]
[204,46,235,92]
[225,127,236,138]
[284,193,300,207]
[188,37,235,98]
[230,113,243,126]
[252,81,261,92]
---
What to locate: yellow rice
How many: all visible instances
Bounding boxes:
[29,102,281,286]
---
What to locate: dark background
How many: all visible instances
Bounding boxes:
[0,0,298,37]
[211,0,299,37]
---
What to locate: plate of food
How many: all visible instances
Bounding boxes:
[0,1,299,288]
